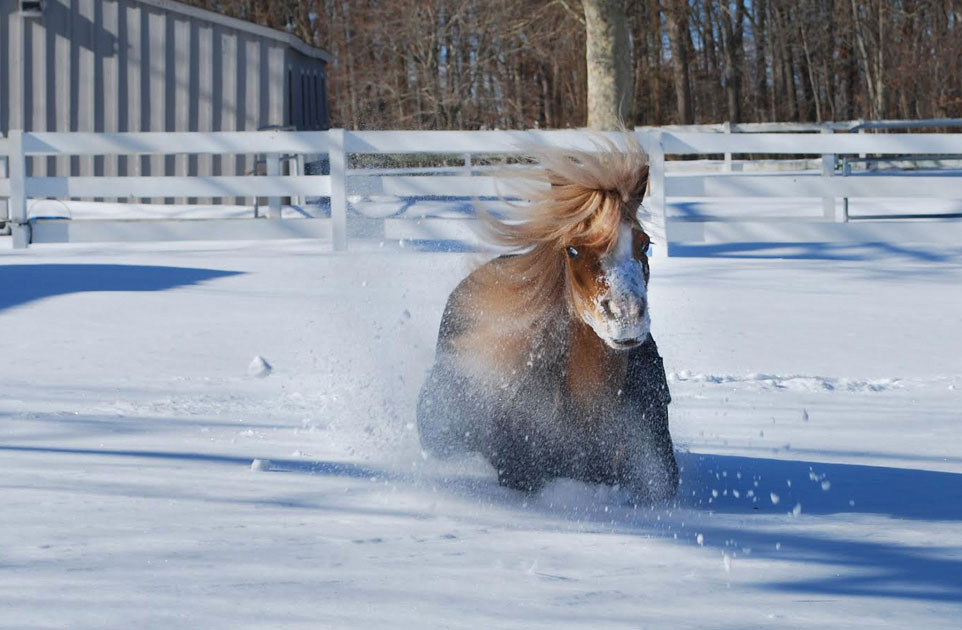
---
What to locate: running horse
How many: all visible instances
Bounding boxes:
[416,134,678,502]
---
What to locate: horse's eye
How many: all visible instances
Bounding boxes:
[566,246,580,259]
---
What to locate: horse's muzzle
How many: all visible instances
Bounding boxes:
[594,293,649,350]
[599,296,645,321]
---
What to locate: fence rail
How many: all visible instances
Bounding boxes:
[2,128,962,252]
[26,175,333,199]
[21,131,333,156]
[659,132,962,155]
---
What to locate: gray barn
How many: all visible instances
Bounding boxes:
[1,0,331,183]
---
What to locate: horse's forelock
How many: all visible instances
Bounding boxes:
[566,193,627,253]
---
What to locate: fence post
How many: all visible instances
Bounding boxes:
[8,130,30,249]
[857,121,868,165]
[266,154,282,219]
[821,128,839,222]
[842,157,851,222]
[329,128,348,251]
[642,129,669,257]
[1,146,8,231]
[723,121,733,172]
[294,154,305,207]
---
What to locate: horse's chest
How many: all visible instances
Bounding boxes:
[519,366,632,438]
[563,390,633,438]
[564,324,630,415]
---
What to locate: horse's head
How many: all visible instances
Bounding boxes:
[476,133,652,351]
[565,210,651,350]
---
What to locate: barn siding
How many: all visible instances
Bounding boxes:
[2,0,329,202]
[0,5,10,135]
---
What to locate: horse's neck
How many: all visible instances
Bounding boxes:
[565,319,628,409]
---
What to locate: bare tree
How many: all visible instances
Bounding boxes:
[664,0,694,124]
[183,0,962,128]
[718,0,746,122]
[582,0,633,129]
[851,0,887,120]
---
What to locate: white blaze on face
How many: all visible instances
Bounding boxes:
[586,221,651,349]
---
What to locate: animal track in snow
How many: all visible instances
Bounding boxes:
[667,371,902,392]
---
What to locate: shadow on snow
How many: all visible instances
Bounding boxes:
[674,452,962,603]
[668,240,962,262]
[0,444,386,481]
[3,441,960,603]
[0,264,243,312]
[677,452,962,521]
[2,442,959,522]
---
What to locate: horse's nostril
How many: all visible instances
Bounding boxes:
[601,297,647,320]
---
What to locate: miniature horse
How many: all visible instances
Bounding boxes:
[416,135,678,503]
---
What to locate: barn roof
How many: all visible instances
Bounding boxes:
[139,0,332,63]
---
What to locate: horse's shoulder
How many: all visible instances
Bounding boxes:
[436,255,508,344]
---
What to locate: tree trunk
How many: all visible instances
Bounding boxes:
[851,0,886,119]
[583,0,634,129]
[703,4,722,121]
[772,4,798,120]
[750,0,768,122]
[650,11,663,124]
[721,0,746,123]
[798,21,822,122]
[333,1,360,130]
[665,0,694,124]
[874,1,886,118]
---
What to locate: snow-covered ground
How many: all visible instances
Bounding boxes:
[1,235,961,628]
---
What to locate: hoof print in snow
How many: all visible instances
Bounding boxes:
[248,355,272,378]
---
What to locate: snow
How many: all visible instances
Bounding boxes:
[247,355,273,379]
[1,235,961,628]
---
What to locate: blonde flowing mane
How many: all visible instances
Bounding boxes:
[453,133,650,373]
[478,133,650,317]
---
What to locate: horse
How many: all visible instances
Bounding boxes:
[416,133,679,503]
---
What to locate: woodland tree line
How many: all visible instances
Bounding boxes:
[186,0,962,129]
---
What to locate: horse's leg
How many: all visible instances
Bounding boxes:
[416,359,479,457]
[487,419,548,492]
[616,339,679,502]
[620,404,679,503]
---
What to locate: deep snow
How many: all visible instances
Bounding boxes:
[1,236,961,629]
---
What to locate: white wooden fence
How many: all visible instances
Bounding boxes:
[647,130,962,251]
[2,128,962,252]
